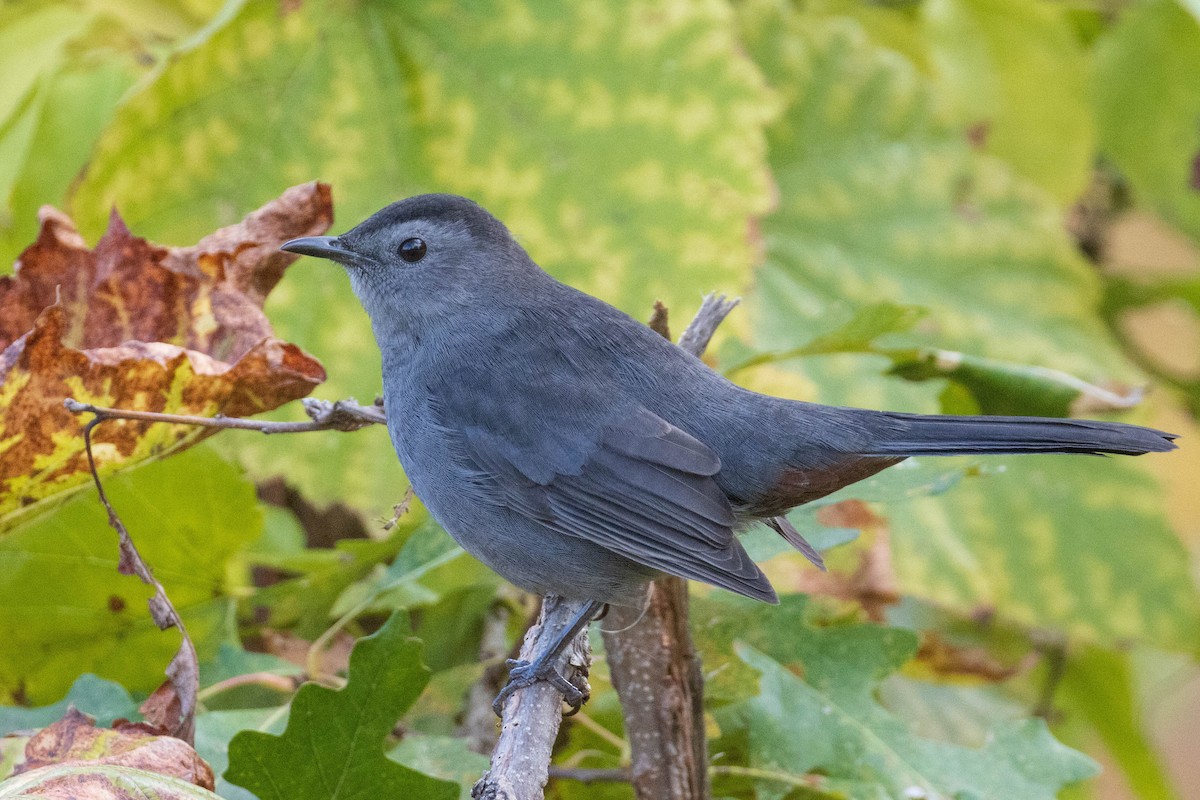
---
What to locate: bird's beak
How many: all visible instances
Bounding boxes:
[280,236,353,262]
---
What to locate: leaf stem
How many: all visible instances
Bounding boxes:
[708,765,819,788]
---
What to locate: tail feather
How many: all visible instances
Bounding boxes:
[862,412,1178,458]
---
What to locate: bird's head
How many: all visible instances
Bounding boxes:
[281,194,534,327]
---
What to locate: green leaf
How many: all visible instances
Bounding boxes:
[225,612,458,800]
[736,6,1132,415]
[723,302,927,376]
[921,0,1094,202]
[1095,0,1200,243]
[887,456,1200,651]
[727,1,1195,653]
[0,445,260,703]
[726,302,1136,417]
[245,518,415,638]
[330,519,496,619]
[694,594,919,706]
[390,735,489,800]
[0,675,137,737]
[1057,647,1181,799]
[739,662,1092,798]
[71,0,774,513]
[195,708,287,800]
[886,349,1143,417]
[704,596,1097,799]
[877,676,1029,748]
[0,63,134,269]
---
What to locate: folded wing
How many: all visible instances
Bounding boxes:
[460,406,777,604]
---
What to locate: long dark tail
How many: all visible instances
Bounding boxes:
[861,412,1177,457]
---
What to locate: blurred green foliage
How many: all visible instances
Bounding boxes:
[2,0,1199,798]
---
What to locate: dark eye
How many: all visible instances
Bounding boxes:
[398,237,427,263]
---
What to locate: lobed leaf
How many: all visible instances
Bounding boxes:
[225,612,457,800]
[0,184,329,530]
[698,594,1097,799]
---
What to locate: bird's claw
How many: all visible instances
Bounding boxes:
[491,657,589,717]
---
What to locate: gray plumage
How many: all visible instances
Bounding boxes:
[282,194,1177,608]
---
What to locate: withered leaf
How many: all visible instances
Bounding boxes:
[0,183,330,530]
[14,708,214,789]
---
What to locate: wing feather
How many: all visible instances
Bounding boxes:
[459,407,776,604]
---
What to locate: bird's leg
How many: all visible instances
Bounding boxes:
[492,599,606,717]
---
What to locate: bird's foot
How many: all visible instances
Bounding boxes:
[491,657,589,717]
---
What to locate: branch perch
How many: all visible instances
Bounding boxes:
[472,595,595,800]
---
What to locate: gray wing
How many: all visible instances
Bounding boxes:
[460,406,777,604]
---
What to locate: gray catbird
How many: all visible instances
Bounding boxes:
[282,194,1176,712]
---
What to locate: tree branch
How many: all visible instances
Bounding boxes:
[599,293,736,800]
[473,595,595,800]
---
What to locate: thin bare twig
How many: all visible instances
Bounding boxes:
[677,294,739,356]
[64,396,386,433]
[547,767,631,784]
[197,672,301,702]
[1032,635,1069,722]
[80,419,200,742]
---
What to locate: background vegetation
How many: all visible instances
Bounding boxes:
[1,0,1199,797]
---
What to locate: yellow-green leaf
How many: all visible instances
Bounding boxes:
[888,456,1200,651]
[0,446,260,703]
[922,0,1094,202]
[72,0,775,512]
[1095,0,1200,242]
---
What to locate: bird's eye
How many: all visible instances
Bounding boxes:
[398,237,427,263]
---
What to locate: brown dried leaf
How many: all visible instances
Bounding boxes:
[14,708,213,789]
[261,628,355,676]
[0,183,330,530]
[912,632,1036,684]
[770,501,899,619]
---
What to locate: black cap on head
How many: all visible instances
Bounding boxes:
[354,194,511,242]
